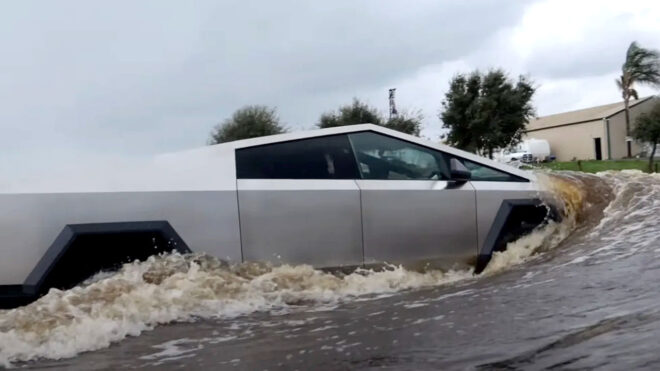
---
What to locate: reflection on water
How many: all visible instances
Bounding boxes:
[1,170,659,369]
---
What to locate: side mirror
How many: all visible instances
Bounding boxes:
[449,158,471,183]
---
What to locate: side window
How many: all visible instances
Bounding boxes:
[451,157,526,182]
[236,135,359,179]
[348,132,448,180]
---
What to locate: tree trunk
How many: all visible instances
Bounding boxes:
[649,142,657,173]
[488,147,493,160]
[624,97,631,136]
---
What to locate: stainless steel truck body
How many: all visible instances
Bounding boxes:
[0,124,550,308]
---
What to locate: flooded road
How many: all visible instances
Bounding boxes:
[1,170,659,370]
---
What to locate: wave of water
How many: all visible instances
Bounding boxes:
[0,257,475,366]
[0,170,643,367]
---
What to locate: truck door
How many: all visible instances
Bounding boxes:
[348,131,478,269]
[235,134,363,268]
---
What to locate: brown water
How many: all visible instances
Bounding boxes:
[1,170,658,370]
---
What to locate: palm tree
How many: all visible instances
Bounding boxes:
[616,42,660,141]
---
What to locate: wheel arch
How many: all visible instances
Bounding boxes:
[0,220,190,309]
[474,199,555,274]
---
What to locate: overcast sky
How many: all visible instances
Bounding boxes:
[1,0,659,176]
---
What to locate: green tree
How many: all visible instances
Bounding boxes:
[384,110,423,137]
[318,98,383,128]
[616,41,660,136]
[439,72,482,152]
[440,69,535,159]
[632,101,660,172]
[318,98,421,136]
[208,105,286,144]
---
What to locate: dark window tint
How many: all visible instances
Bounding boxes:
[348,132,448,180]
[450,156,527,182]
[236,135,359,179]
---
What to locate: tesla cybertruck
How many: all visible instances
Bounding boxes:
[0,124,552,308]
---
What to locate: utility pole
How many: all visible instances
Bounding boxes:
[388,88,398,120]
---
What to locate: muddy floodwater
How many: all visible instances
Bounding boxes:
[1,170,659,370]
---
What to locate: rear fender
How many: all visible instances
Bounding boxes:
[0,220,190,309]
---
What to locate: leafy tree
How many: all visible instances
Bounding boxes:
[632,101,660,172]
[616,41,660,136]
[208,105,286,144]
[318,98,421,136]
[440,72,483,153]
[318,99,384,128]
[384,110,423,137]
[440,69,535,159]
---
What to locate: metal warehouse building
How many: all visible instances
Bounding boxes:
[525,96,658,161]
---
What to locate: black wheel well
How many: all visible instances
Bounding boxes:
[474,199,556,274]
[0,221,190,309]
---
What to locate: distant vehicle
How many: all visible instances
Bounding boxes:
[0,124,553,308]
[498,139,552,163]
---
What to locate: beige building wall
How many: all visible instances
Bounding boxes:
[525,120,608,161]
[607,98,657,159]
[525,97,658,161]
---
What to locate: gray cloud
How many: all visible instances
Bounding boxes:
[523,14,657,80]
[1,0,658,177]
[0,0,530,163]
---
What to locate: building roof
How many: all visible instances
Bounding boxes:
[527,96,654,132]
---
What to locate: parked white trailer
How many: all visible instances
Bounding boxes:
[497,139,552,163]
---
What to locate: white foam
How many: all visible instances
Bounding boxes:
[482,219,570,275]
[140,338,203,362]
[0,255,473,366]
[481,171,589,276]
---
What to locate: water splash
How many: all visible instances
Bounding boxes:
[482,171,598,275]
[0,255,471,366]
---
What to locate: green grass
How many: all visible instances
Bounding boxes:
[525,159,655,173]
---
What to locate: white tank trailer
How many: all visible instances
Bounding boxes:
[498,139,552,163]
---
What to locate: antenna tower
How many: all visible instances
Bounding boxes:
[388,88,398,120]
